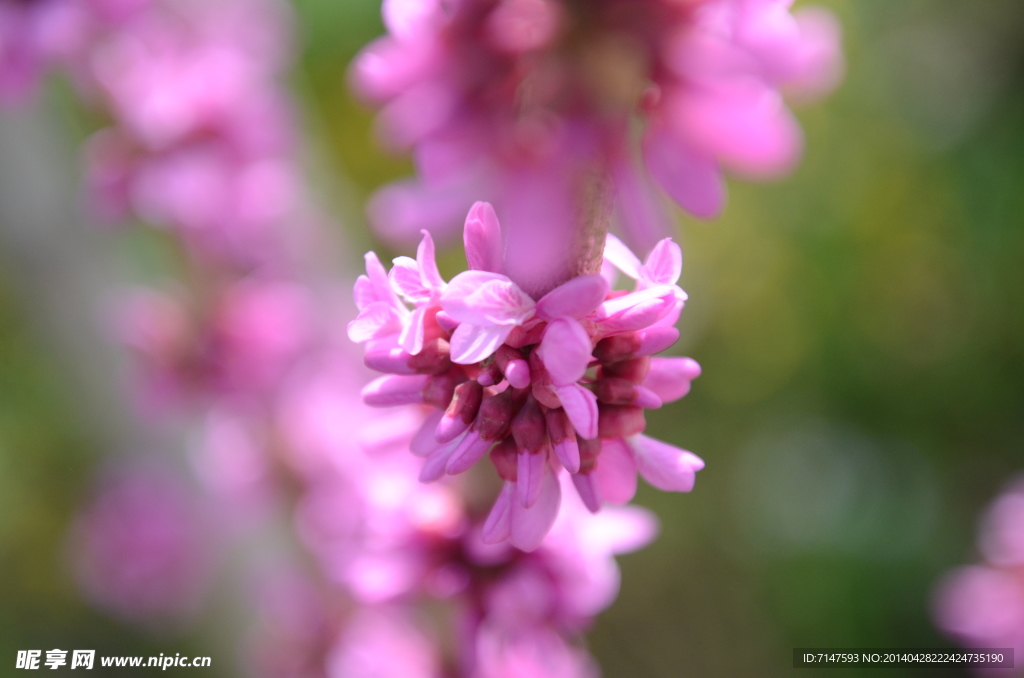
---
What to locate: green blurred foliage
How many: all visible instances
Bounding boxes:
[1,0,1023,676]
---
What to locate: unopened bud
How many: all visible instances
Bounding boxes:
[408,338,452,374]
[496,345,531,389]
[475,389,517,441]
[578,436,602,474]
[597,405,646,438]
[362,374,430,406]
[489,437,518,482]
[594,377,662,408]
[511,397,548,454]
[436,381,484,443]
[423,372,463,409]
[544,407,580,473]
[600,356,650,383]
[364,342,416,375]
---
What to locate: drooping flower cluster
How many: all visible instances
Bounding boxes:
[349,201,703,550]
[281,356,659,676]
[933,478,1024,668]
[354,0,842,248]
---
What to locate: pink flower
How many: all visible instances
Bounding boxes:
[349,202,703,550]
[352,0,843,249]
[0,0,88,104]
[328,608,442,678]
[69,464,214,625]
[116,279,312,409]
[473,475,659,632]
[21,0,305,265]
[471,627,597,678]
[933,478,1024,666]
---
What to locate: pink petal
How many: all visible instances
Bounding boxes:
[363,341,416,374]
[389,256,431,302]
[449,323,513,364]
[787,8,844,101]
[595,437,638,505]
[445,430,492,475]
[398,304,428,355]
[643,238,682,286]
[464,279,535,324]
[583,505,660,554]
[353,275,376,310]
[596,290,676,335]
[571,473,602,513]
[680,81,802,178]
[635,327,680,357]
[643,357,701,403]
[361,374,429,406]
[349,36,435,103]
[410,410,445,457]
[503,358,531,389]
[463,201,505,274]
[347,302,402,343]
[510,468,561,552]
[601,259,619,289]
[553,383,598,440]
[382,0,439,39]
[628,435,704,492]
[612,160,675,253]
[367,178,477,246]
[419,442,455,483]
[435,412,471,445]
[633,385,663,409]
[365,251,396,299]
[553,438,580,474]
[482,482,514,544]
[536,318,593,386]
[442,270,519,325]
[517,452,547,508]
[643,124,725,220]
[535,275,610,320]
[603,234,643,280]
[416,229,446,290]
[378,82,456,149]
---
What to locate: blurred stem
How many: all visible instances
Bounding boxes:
[572,167,614,280]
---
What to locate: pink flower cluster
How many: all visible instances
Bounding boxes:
[279,358,659,677]
[934,479,1024,668]
[353,0,842,247]
[82,0,301,264]
[349,201,703,550]
[1,0,303,264]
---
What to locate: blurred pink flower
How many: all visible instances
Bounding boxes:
[0,0,88,103]
[242,569,335,678]
[933,479,1024,668]
[349,202,702,551]
[0,0,303,264]
[328,608,442,678]
[69,464,213,625]
[352,0,843,250]
[116,279,312,410]
[471,627,597,678]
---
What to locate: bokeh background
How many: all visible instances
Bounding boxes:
[2,0,1024,675]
